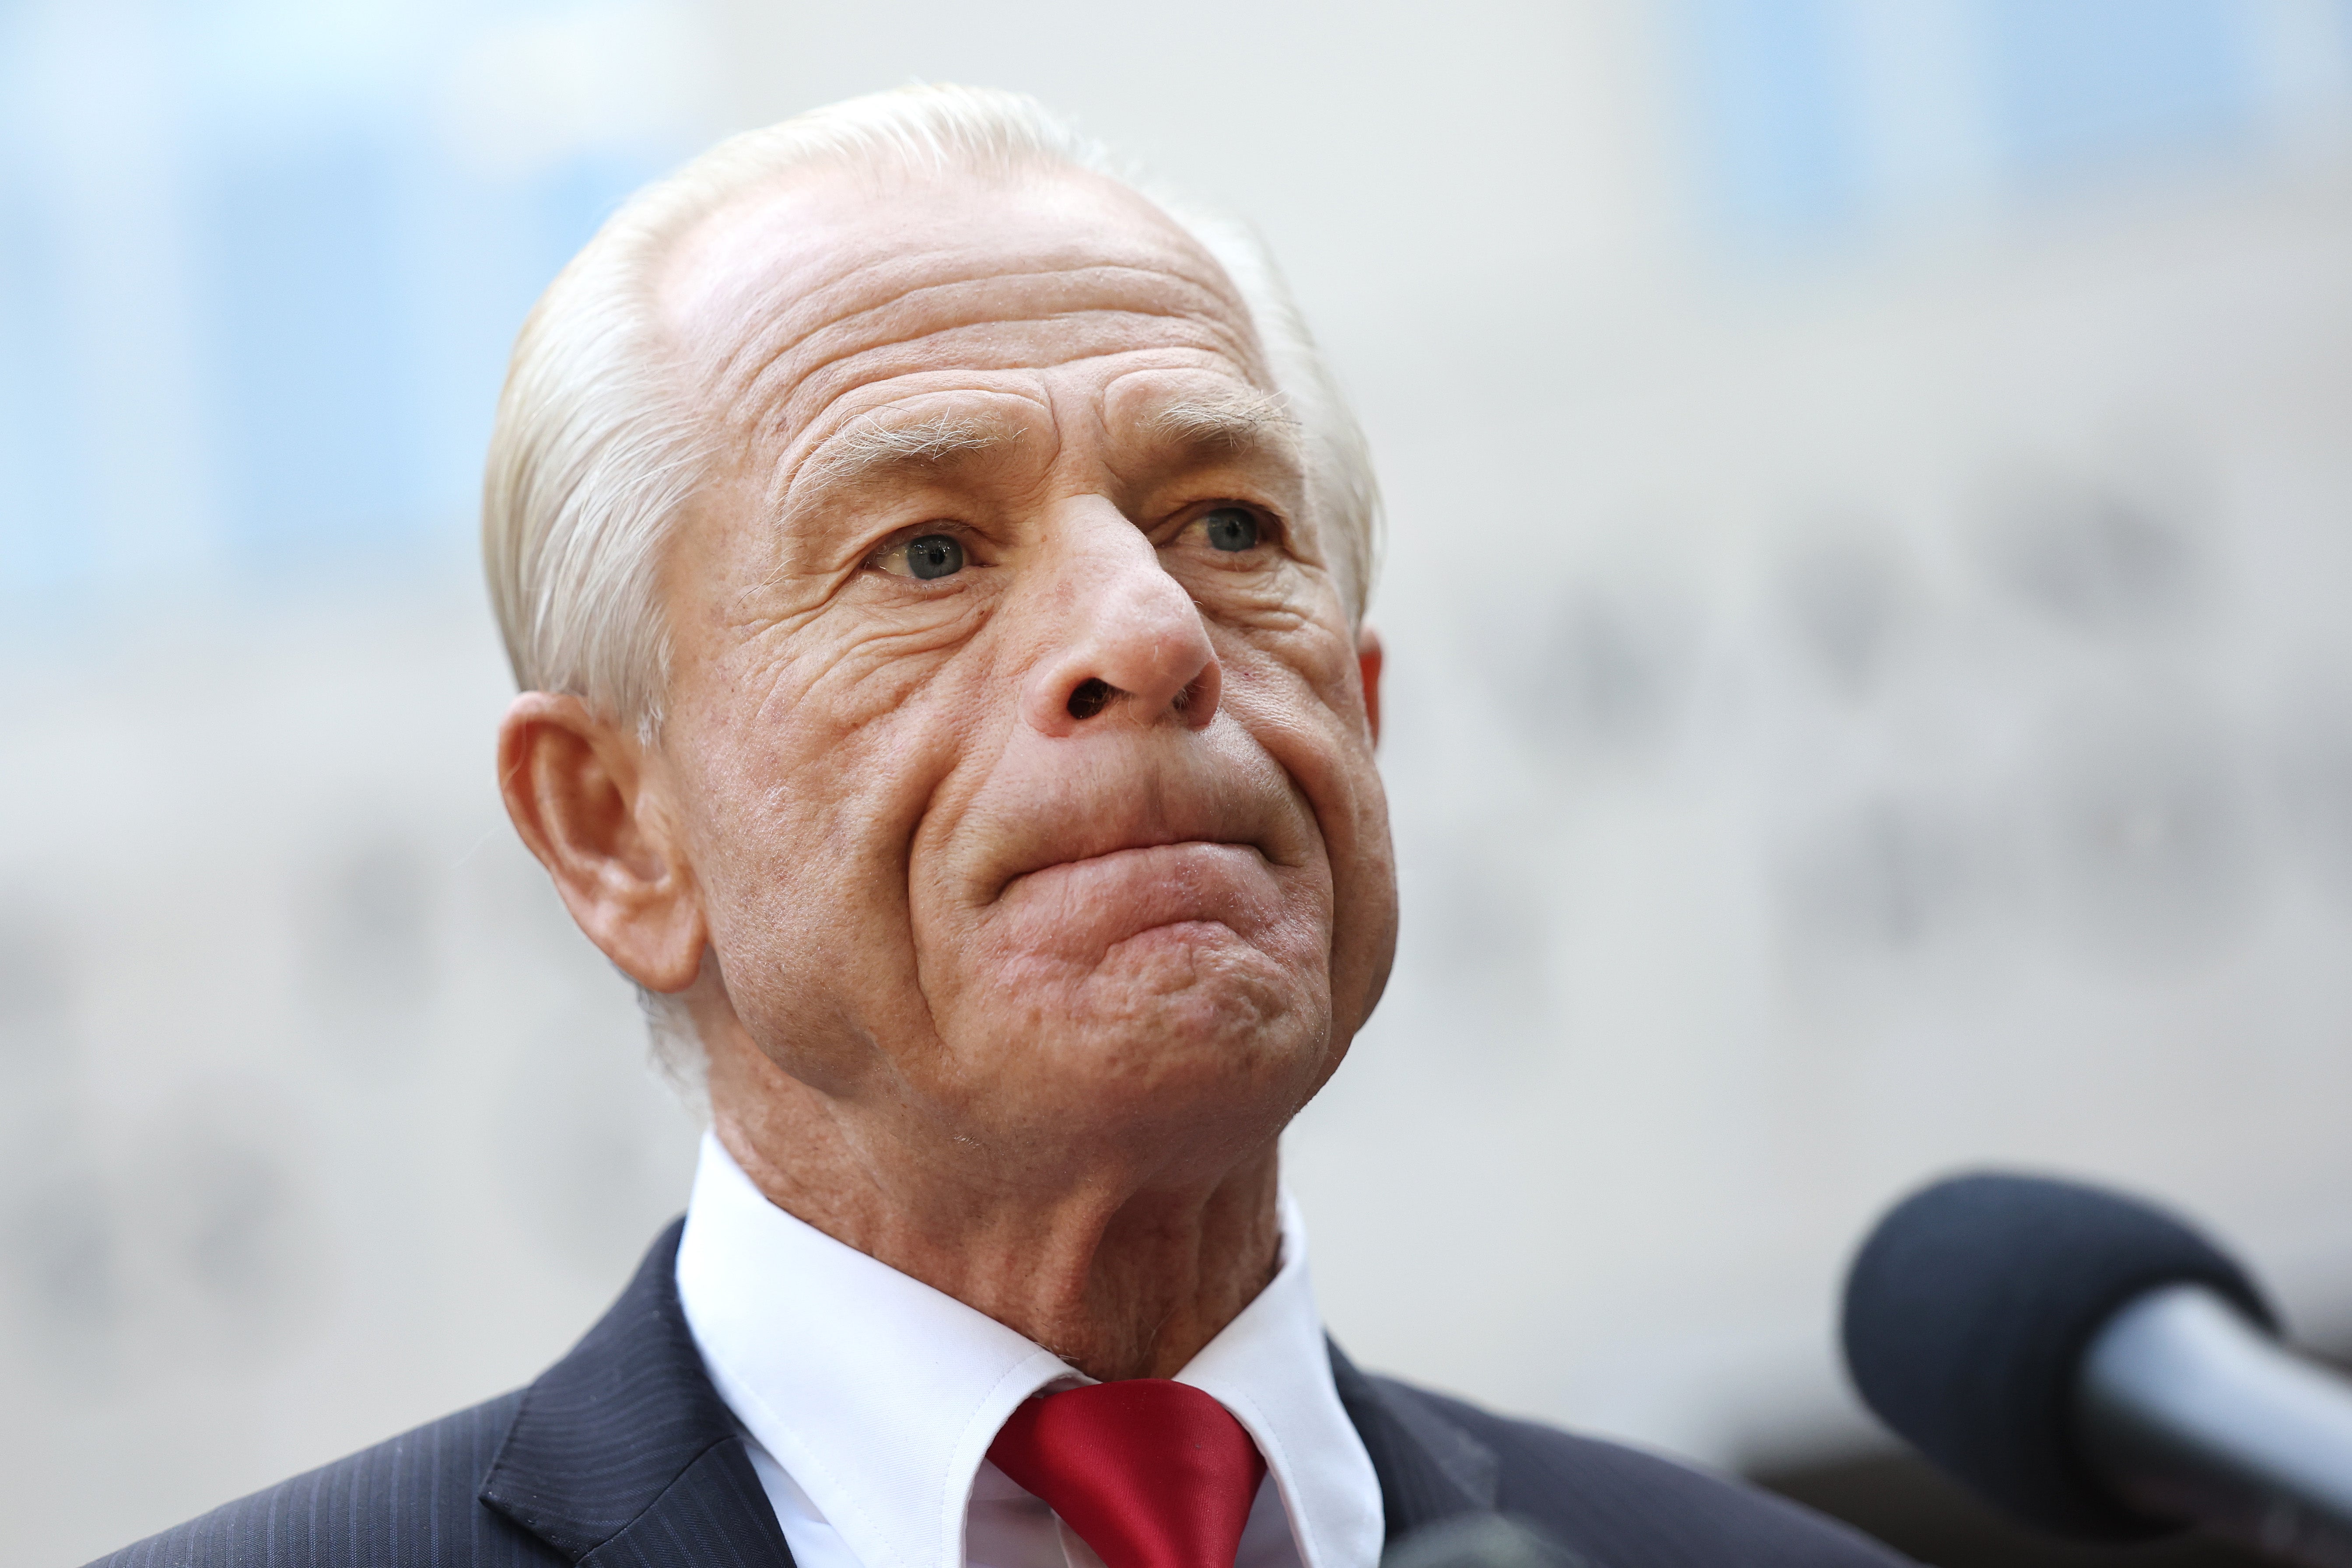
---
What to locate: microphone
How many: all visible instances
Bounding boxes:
[1841,1172,2352,1567]
[1382,1514,1597,1568]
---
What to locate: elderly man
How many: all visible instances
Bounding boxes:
[95,88,1905,1568]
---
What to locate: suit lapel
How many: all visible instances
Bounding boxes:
[481,1218,794,1568]
[1329,1340,1502,1541]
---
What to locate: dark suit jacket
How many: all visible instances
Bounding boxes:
[91,1222,1908,1568]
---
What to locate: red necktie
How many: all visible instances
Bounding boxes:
[988,1380,1269,1568]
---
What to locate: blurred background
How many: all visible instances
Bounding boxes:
[4,1,2351,1563]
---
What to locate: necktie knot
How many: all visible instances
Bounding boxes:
[988,1380,1269,1568]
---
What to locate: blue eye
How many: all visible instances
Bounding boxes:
[1202,508,1259,552]
[905,534,964,579]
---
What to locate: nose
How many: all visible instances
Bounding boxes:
[1019,505,1222,739]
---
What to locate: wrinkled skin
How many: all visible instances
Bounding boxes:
[498,163,1396,1378]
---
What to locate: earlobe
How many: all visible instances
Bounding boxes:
[496,693,708,993]
[1356,624,1384,747]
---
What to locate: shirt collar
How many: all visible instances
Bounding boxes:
[675,1131,1383,1568]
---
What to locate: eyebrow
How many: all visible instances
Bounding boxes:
[1143,389,1300,458]
[792,410,1023,497]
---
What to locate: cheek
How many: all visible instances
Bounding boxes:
[743,597,988,733]
[1220,625,1395,1003]
[668,642,983,1069]
[1218,622,1373,798]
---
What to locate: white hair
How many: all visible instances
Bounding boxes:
[481,85,1381,1084]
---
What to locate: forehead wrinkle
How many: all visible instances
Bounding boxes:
[773,318,1246,470]
[740,311,1255,462]
[705,258,1259,442]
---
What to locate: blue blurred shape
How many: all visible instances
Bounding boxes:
[1980,0,2256,185]
[0,196,91,595]
[1683,0,1867,242]
[194,133,425,562]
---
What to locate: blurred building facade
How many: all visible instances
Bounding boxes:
[4,2,2352,1562]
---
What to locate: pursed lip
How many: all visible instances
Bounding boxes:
[994,832,1270,902]
[957,735,1314,908]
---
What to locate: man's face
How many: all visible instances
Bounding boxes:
[652,165,1395,1182]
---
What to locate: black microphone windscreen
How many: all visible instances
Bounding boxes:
[1840,1171,2276,1540]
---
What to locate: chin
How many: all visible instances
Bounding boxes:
[993,931,1334,1098]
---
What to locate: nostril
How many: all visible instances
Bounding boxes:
[1067,678,1114,721]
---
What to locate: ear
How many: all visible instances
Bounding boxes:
[1356,624,1384,747]
[497,692,707,993]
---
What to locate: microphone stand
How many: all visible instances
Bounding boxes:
[2079,1285,2352,1568]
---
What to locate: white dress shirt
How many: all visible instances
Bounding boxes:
[675,1132,1385,1568]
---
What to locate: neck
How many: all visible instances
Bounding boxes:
[701,1021,1285,1382]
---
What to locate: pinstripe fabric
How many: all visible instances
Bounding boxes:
[474,1221,778,1560]
[89,1221,789,1568]
[1333,1349,1915,1568]
[91,1391,554,1568]
[88,1223,1909,1568]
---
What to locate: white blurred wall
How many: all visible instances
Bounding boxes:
[5,2,2352,1562]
